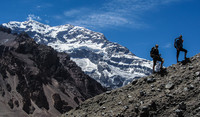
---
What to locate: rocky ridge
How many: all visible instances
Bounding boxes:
[64,53,200,117]
[0,28,106,117]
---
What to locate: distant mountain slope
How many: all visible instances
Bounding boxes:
[0,29,105,117]
[2,20,153,89]
[64,53,200,117]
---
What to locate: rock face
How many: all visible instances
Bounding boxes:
[2,20,153,89]
[0,28,106,117]
[65,53,200,117]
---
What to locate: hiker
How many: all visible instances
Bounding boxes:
[174,35,188,63]
[150,44,164,73]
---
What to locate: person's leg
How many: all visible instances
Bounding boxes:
[153,60,156,73]
[179,48,188,59]
[183,49,188,59]
[157,56,164,69]
[161,58,164,69]
[176,49,180,63]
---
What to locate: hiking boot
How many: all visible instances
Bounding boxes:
[161,67,166,70]
[152,71,156,74]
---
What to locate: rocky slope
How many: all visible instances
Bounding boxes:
[64,53,200,117]
[2,20,153,89]
[0,28,106,117]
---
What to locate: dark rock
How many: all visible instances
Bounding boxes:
[23,98,35,114]
[141,106,148,112]
[188,84,194,90]
[0,86,5,97]
[2,90,5,97]
[175,109,184,117]
[166,94,174,98]
[149,101,157,111]
[178,102,186,110]
[143,77,147,82]
[132,79,138,85]
[135,107,139,114]
[74,97,80,105]
[124,106,129,110]
[8,99,14,109]
[0,26,11,33]
[151,88,155,91]
[189,66,194,70]
[29,105,35,114]
[140,106,149,117]
[14,100,19,107]
[52,93,73,113]
[140,91,146,97]
[32,90,49,110]
[195,72,200,77]
[157,89,161,92]
[6,83,11,92]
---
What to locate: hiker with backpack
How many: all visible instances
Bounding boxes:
[150,44,164,73]
[174,35,188,63]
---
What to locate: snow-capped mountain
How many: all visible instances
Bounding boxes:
[2,20,153,89]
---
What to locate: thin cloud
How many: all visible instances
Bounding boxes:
[64,8,89,17]
[68,13,131,28]
[55,0,183,30]
[54,15,63,20]
[27,14,41,21]
[35,3,53,10]
[104,0,181,13]
[36,5,41,9]
[163,43,172,48]
[64,10,81,17]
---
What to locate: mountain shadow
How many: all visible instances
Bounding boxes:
[0,29,106,117]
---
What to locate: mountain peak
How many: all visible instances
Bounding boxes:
[2,20,154,89]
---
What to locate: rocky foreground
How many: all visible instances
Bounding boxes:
[0,28,106,117]
[64,53,200,117]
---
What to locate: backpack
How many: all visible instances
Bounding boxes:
[174,38,183,49]
[150,47,156,58]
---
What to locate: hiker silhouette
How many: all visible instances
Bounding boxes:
[150,44,164,73]
[174,35,188,63]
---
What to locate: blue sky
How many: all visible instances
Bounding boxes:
[1,0,200,66]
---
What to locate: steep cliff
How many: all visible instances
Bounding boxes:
[0,29,106,117]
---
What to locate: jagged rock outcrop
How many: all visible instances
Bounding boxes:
[0,29,106,117]
[64,53,200,117]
